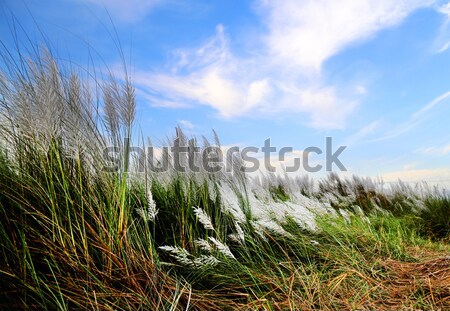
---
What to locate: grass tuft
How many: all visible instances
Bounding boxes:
[0,39,448,310]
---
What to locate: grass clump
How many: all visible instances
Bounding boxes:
[0,41,449,310]
[270,184,290,202]
[419,194,450,240]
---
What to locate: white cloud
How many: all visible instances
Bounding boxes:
[137,25,251,117]
[247,79,272,110]
[438,2,450,17]
[298,88,358,129]
[143,68,243,117]
[178,119,194,130]
[136,25,356,129]
[81,0,160,22]
[134,1,437,129]
[260,0,436,70]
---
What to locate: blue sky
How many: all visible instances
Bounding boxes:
[1,0,450,185]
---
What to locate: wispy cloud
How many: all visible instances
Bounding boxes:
[437,41,450,53]
[344,120,380,145]
[136,25,254,118]
[417,143,450,155]
[371,91,450,141]
[133,0,437,129]
[411,91,450,119]
[433,2,450,53]
[439,1,450,17]
[133,24,356,129]
[178,119,194,130]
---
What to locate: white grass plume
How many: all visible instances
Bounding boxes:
[195,238,213,252]
[159,245,220,268]
[208,237,235,260]
[228,221,245,244]
[158,245,191,266]
[193,206,214,230]
[191,255,220,268]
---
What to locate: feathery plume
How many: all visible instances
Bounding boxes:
[193,206,214,230]
[159,245,220,268]
[195,238,213,252]
[158,246,191,265]
[136,189,158,221]
[208,237,235,259]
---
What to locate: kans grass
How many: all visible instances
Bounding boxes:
[0,44,449,311]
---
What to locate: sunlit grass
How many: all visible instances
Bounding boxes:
[0,43,448,310]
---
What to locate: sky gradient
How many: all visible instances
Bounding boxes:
[1,0,450,186]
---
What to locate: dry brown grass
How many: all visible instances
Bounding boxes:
[230,251,449,311]
[381,256,450,310]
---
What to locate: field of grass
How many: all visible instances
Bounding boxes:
[0,47,449,310]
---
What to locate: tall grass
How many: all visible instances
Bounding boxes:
[0,43,448,310]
